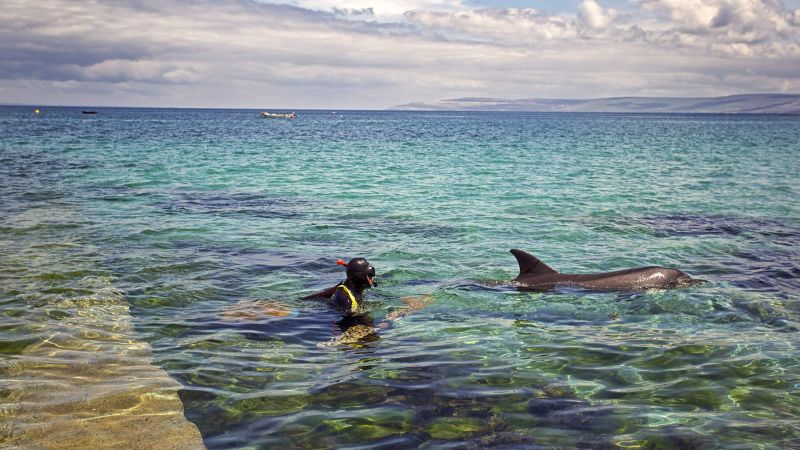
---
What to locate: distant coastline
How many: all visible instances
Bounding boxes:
[5,93,799,114]
[390,94,800,114]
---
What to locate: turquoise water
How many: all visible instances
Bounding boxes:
[2,106,799,448]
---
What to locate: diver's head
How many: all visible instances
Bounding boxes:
[339,257,377,288]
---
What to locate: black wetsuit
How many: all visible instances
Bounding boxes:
[330,282,363,312]
[301,257,375,315]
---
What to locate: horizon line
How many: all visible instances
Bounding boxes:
[3,92,799,112]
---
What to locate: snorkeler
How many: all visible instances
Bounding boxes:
[301,257,377,313]
[222,256,428,347]
[301,257,431,346]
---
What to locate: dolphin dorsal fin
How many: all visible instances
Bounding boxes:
[510,249,558,277]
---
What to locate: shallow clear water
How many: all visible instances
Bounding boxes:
[1,106,799,448]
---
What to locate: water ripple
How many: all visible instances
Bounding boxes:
[2,108,800,448]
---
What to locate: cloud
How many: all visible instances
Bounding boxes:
[402,0,798,58]
[332,7,375,17]
[578,0,617,29]
[403,8,580,43]
[0,0,797,108]
[261,0,466,19]
[73,60,202,84]
[637,0,799,54]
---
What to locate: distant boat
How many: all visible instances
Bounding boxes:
[81,110,97,114]
[261,111,296,120]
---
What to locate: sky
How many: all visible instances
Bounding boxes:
[2,0,799,109]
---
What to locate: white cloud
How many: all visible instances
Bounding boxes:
[578,0,617,29]
[404,8,580,43]
[0,0,797,108]
[640,0,720,29]
[634,0,800,57]
[639,0,795,36]
[261,0,466,19]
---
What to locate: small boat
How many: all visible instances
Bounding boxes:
[81,110,97,114]
[261,111,296,119]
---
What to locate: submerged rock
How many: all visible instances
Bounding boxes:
[527,384,616,433]
[426,416,484,440]
[464,431,538,449]
[317,324,379,348]
[0,282,205,450]
[220,298,294,321]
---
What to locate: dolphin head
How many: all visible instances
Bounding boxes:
[669,270,705,287]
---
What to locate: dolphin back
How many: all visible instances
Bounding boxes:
[510,249,559,280]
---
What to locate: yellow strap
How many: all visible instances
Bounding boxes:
[337,284,358,311]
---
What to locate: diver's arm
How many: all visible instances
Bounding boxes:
[376,294,433,328]
[300,285,338,300]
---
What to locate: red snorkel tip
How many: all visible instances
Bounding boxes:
[336,259,348,267]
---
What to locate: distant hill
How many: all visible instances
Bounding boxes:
[390,94,800,114]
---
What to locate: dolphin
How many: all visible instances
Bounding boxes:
[510,249,699,291]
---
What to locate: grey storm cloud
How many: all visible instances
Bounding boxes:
[1,0,798,108]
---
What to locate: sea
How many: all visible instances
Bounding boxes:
[1,106,799,449]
